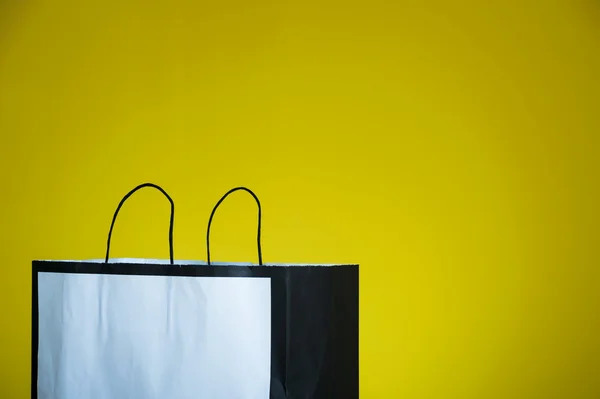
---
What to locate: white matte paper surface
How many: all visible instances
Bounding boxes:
[37,272,271,399]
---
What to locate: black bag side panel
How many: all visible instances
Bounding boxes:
[314,265,359,399]
[286,266,359,399]
[286,267,334,399]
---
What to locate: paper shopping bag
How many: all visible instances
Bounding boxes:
[32,184,358,399]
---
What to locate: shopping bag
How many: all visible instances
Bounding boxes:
[32,184,359,399]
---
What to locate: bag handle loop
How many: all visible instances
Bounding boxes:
[206,187,262,266]
[105,183,175,264]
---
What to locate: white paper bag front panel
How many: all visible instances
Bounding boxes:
[37,272,271,399]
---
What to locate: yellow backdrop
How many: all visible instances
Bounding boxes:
[1,1,599,398]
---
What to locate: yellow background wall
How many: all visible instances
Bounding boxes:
[1,1,599,398]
